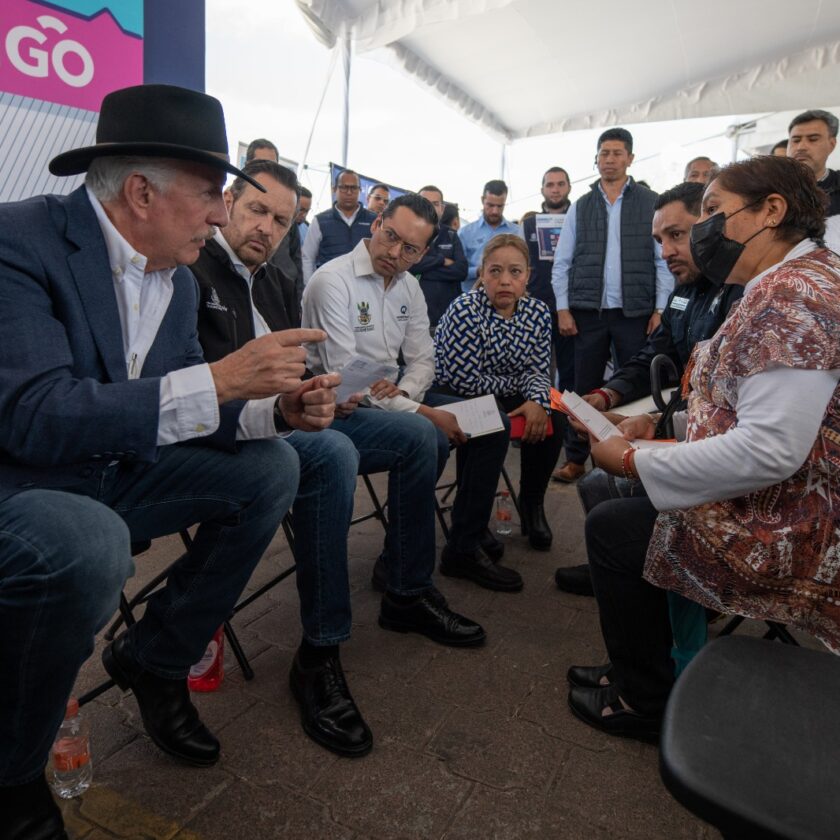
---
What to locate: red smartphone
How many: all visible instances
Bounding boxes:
[510,415,553,439]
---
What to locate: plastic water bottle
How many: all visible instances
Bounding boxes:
[49,697,92,799]
[495,491,513,535]
[188,626,224,692]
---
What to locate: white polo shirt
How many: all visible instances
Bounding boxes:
[301,239,434,412]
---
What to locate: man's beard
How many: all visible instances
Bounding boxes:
[543,199,568,211]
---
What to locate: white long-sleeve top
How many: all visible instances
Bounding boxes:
[635,239,840,510]
[301,239,435,412]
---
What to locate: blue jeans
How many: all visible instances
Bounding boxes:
[0,491,132,785]
[330,408,438,595]
[286,430,359,645]
[423,392,510,552]
[1,440,297,785]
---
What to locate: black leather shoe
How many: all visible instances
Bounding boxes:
[0,775,67,840]
[371,557,448,606]
[568,684,661,743]
[479,528,505,561]
[567,662,613,689]
[371,555,387,593]
[289,653,372,758]
[439,545,523,592]
[379,592,486,647]
[520,499,552,551]
[554,563,595,596]
[103,635,220,766]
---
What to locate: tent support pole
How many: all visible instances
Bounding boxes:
[341,27,352,167]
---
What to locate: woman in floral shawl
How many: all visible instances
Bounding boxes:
[567,156,840,741]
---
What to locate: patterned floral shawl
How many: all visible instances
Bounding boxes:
[644,247,840,651]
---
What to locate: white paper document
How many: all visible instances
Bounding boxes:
[560,390,624,442]
[560,390,675,448]
[334,356,399,403]
[438,395,504,438]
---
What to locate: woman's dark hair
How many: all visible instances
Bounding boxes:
[713,156,827,243]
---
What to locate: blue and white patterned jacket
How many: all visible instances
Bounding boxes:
[434,290,553,410]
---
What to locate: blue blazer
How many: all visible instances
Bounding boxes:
[0,186,242,502]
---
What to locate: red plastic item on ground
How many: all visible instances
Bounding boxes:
[188,626,224,692]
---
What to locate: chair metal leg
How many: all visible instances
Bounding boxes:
[501,465,520,517]
[223,620,254,681]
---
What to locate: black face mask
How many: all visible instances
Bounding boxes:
[689,201,769,285]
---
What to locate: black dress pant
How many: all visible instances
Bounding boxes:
[498,394,565,502]
[586,495,675,715]
[565,308,649,465]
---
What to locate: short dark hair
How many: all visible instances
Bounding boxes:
[654,181,704,216]
[482,179,508,197]
[788,109,839,138]
[771,139,789,154]
[245,138,278,162]
[597,128,633,153]
[229,159,299,201]
[418,184,443,197]
[441,202,459,227]
[334,169,360,188]
[542,166,570,185]
[381,193,439,244]
[714,156,827,243]
[367,183,390,198]
[298,186,312,199]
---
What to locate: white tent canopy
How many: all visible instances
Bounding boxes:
[297,0,840,143]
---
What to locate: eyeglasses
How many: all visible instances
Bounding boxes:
[380,225,423,260]
[336,184,361,192]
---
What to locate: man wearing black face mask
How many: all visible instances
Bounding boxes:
[554,182,744,597]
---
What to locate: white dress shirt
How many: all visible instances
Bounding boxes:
[87,188,278,444]
[301,239,435,412]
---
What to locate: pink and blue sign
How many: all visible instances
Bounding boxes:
[1,1,143,112]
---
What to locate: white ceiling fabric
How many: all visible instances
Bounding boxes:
[296,0,840,142]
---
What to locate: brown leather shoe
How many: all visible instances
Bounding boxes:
[552,461,586,483]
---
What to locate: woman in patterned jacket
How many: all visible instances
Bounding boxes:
[565,155,840,742]
[434,234,565,551]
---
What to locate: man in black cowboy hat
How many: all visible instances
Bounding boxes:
[0,84,339,839]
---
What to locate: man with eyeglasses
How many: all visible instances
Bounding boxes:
[302,169,377,283]
[303,193,512,640]
[366,183,391,215]
[411,184,468,329]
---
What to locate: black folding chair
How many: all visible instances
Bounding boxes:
[80,517,297,705]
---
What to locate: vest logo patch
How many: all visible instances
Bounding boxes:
[206,286,228,312]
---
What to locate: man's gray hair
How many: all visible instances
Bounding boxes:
[85,156,181,201]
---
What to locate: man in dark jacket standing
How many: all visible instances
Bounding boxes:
[412,185,468,329]
[551,128,673,483]
[522,166,574,391]
[554,181,743,595]
[302,169,377,283]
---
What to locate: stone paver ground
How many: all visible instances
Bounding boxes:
[59,453,743,839]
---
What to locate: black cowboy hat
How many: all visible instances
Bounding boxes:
[49,84,265,192]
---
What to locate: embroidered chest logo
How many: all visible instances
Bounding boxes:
[357,301,371,325]
[397,304,409,322]
[206,286,228,312]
